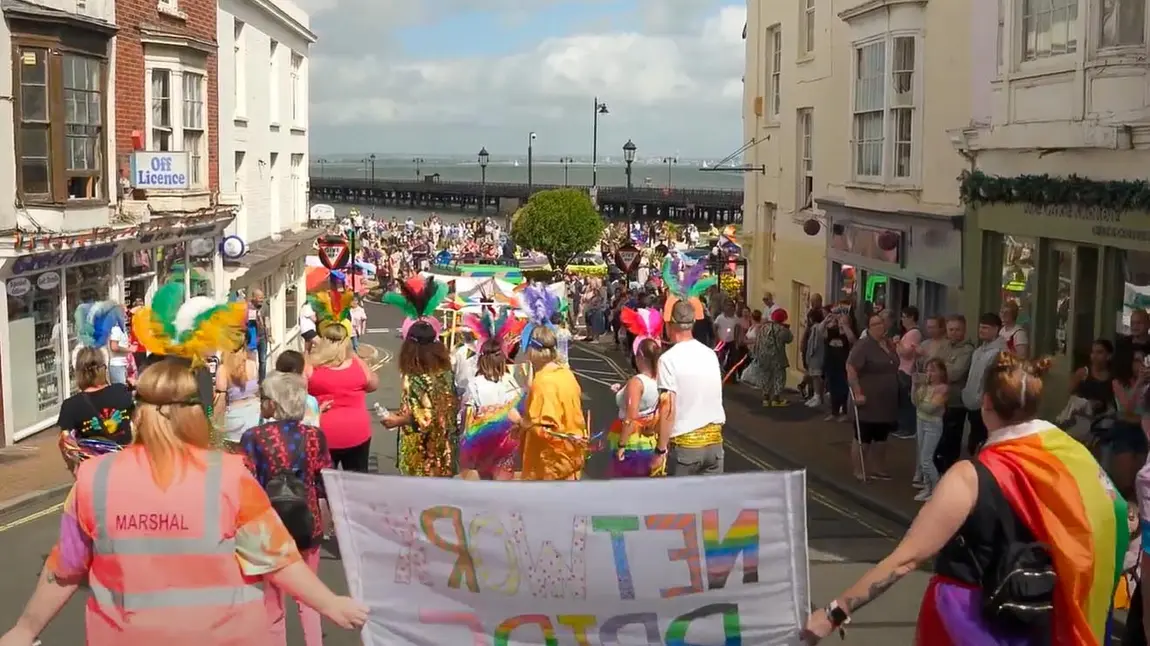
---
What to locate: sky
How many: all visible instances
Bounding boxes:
[297,0,747,159]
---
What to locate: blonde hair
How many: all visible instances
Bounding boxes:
[74,346,109,390]
[132,360,212,489]
[222,346,252,387]
[982,352,1053,424]
[524,325,558,367]
[310,322,351,367]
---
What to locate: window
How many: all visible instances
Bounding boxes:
[234,150,245,194]
[767,28,781,118]
[291,153,303,223]
[801,0,816,54]
[151,69,172,150]
[891,37,915,178]
[15,43,107,204]
[182,73,204,186]
[798,108,813,209]
[269,40,280,123]
[1100,0,1145,48]
[269,152,280,231]
[1021,0,1078,61]
[997,0,1005,67]
[852,42,884,178]
[233,20,246,117]
[290,53,303,125]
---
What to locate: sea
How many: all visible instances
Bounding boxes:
[311,155,746,191]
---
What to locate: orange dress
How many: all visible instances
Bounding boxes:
[520,363,587,480]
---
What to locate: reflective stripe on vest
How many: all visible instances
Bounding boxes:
[91,451,229,555]
[88,450,264,608]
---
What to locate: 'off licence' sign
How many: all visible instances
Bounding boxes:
[131,151,190,190]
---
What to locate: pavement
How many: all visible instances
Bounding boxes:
[0,301,932,644]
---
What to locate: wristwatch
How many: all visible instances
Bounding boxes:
[824,600,850,628]
[654,447,668,455]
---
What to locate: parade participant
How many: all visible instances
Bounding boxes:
[802,353,1128,645]
[378,276,459,477]
[216,340,261,445]
[0,359,367,646]
[657,300,726,475]
[131,282,249,441]
[307,288,379,472]
[458,309,526,480]
[660,256,717,326]
[609,307,666,478]
[519,284,587,480]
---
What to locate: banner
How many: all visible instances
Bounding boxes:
[324,471,810,645]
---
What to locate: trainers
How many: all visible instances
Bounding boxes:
[835,414,849,422]
[911,481,925,489]
[804,395,822,408]
[891,429,916,440]
[823,413,836,422]
[772,398,789,407]
[914,490,933,502]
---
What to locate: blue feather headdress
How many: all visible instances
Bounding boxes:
[518,283,562,354]
[74,301,125,348]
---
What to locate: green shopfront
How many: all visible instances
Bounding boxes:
[961,172,1150,416]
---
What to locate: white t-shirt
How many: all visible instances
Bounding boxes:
[453,344,477,395]
[299,303,316,334]
[714,314,738,343]
[656,339,726,438]
[1000,324,1029,354]
[107,325,130,367]
[466,371,520,411]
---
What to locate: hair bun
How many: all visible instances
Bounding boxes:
[1025,357,1054,377]
[993,351,1022,371]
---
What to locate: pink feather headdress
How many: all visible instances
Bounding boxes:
[619,307,663,355]
[460,308,524,356]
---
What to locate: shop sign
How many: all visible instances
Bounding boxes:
[220,235,247,259]
[188,237,215,257]
[1020,203,1150,245]
[138,223,218,246]
[36,272,60,290]
[130,151,190,190]
[10,243,119,276]
[6,276,30,296]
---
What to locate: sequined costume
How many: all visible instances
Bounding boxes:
[397,370,459,477]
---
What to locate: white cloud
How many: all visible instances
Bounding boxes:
[308,2,747,156]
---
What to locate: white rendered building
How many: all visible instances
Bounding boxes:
[217,0,316,358]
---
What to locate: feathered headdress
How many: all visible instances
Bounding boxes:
[74,300,125,349]
[383,275,448,340]
[620,307,663,355]
[461,308,524,356]
[308,288,354,337]
[132,282,247,364]
[661,257,717,322]
[518,283,562,354]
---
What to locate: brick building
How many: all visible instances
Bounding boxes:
[115,0,235,308]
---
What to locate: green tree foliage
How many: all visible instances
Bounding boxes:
[510,188,605,273]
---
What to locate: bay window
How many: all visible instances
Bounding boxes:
[1099,0,1145,49]
[145,60,208,189]
[851,34,919,184]
[183,73,205,186]
[1021,0,1078,61]
[15,41,107,204]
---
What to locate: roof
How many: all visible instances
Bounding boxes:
[2,0,116,33]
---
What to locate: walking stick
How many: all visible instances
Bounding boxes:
[849,389,868,482]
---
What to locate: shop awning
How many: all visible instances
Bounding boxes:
[226,229,318,289]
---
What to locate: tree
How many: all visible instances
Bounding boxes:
[510,188,605,274]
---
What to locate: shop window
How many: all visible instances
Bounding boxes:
[284,260,299,331]
[123,249,155,307]
[156,242,187,291]
[189,245,215,297]
[832,262,858,306]
[1051,244,1073,355]
[7,272,64,422]
[1119,250,1150,334]
[14,40,108,204]
[1000,235,1036,344]
[66,263,113,392]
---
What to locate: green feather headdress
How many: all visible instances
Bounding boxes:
[661,256,716,299]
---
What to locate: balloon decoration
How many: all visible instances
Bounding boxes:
[803,218,821,236]
[877,230,900,251]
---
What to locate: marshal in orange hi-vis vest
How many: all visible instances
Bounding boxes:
[46,447,301,645]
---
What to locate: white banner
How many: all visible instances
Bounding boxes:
[323,471,810,645]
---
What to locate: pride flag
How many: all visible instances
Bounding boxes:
[979,423,1128,646]
[459,396,525,474]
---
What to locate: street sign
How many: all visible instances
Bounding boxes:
[614,243,641,274]
[317,235,350,269]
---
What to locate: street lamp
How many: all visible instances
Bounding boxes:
[368,153,376,217]
[527,132,537,196]
[413,157,424,177]
[560,156,574,186]
[317,158,328,178]
[623,139,636,229]
[662,156,678,189]
[478,147,489,214]
[592,98,608,188]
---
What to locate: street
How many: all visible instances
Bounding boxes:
[0,301,927,644]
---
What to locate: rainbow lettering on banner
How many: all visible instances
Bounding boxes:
[494,614,558,646]
[702,509,760,588]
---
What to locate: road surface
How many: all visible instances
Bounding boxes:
[0,302,926,644]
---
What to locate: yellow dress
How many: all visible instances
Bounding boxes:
[520,363,586,480]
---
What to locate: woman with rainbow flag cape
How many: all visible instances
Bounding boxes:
[131,282,249,448]
[457,308,526,480]
[608,307,667,478]
[518,283,587,481]
[802,352,1128,645]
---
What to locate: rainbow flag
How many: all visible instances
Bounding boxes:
[979,423,1128,645]
[459,396,525,474]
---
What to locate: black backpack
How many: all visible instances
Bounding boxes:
[265,425,316,551]
[966,461,1056,637]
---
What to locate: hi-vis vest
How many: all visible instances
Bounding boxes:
[74,448,272,645]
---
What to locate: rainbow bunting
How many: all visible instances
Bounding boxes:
[978,422,1127,645]
[460,396,525,474]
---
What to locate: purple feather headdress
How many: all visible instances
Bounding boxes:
[518,283,562,354]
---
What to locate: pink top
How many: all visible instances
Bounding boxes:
[897,327,922,375]
[308,360,372,450]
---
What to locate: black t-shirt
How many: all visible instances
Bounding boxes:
[57,384,135,445]
[824,326,852,368]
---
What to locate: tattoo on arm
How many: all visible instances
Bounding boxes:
[843,564,915,613]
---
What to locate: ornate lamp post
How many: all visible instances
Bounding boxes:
[560,156,574,186]
[662,156,678,189]
[368,153,376,217]
[478,147,489,214]
[412,157,424,177]
[317,158,328,178]
[592,98,608,188]
[527,132,536,196]
[623,139,637,228]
